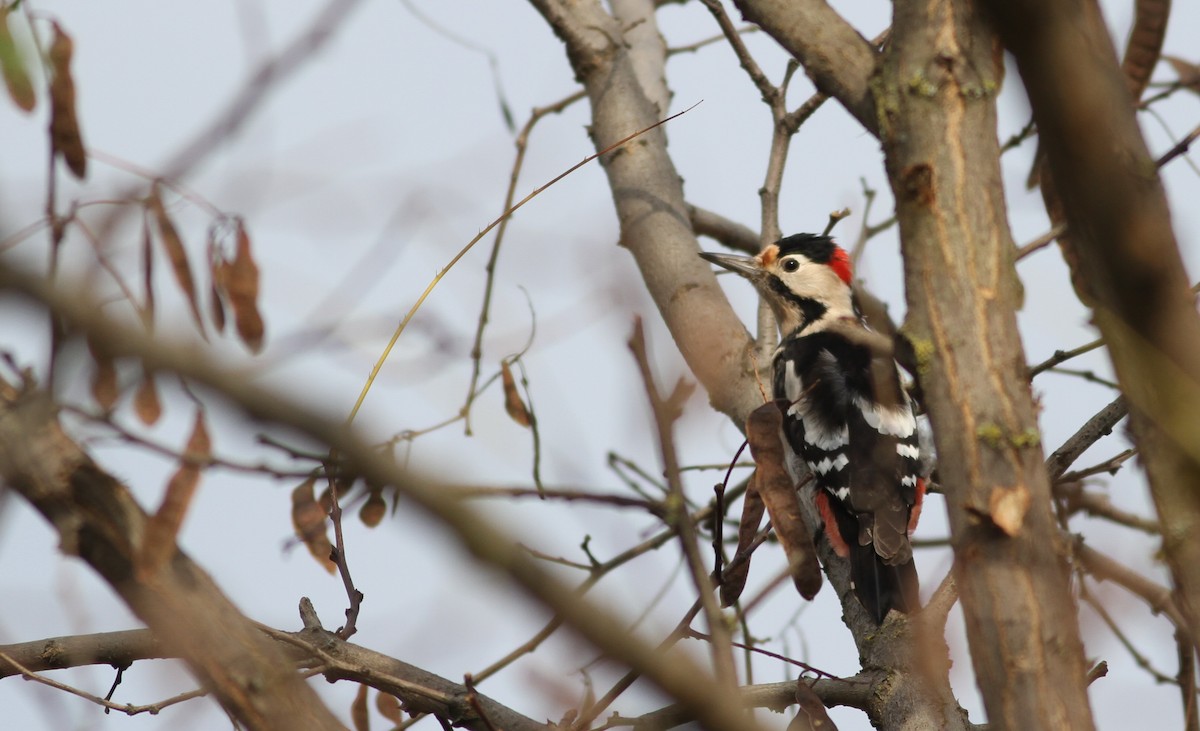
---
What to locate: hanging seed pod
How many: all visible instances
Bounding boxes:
[500,360,532,427]
[140,410,210,577]
[133,368,162,425]
[224,219,265,352]
[47,23,86,179]
[147,185,206,335]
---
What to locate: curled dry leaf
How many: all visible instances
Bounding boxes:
[788,680,838,731]
[375,692,402,723]
[500,360,532,427]
[86,335,119,411]
[148,186,206,335]
[220,220,265,352]
[0,7,35,112]
[139,410,211,578]
[292,477,336,574]
[351,683,370,731]
[720,479,764,607]
[48,23,86,179]
[746,401,822,600]
[133,368,162,425]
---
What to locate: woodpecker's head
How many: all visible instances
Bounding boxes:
[700,233,855,336]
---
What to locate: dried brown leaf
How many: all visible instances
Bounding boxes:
[140,410,210,578]
[134,369,162,425]
[292,477,336,574]
[375,692,401,723]
[1164,56,1200,94]
[788,681,838,731]
[351,683,370,731]
[0,8,35,112]
[148,186,206,335]
[87,336,119,410]
[48,23,85,179]
[747,402,822,600]
[500,360,531,427]
[224,220,264,352]
[721,480,764,607]
[359,490,386,528]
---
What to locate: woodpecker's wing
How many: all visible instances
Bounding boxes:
[774,330,921,565]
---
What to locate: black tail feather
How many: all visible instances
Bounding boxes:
[848,544,919,624]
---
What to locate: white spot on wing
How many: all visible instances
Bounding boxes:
[901,475,917,488]
[783,360,803,402]
[855,397,916,438]
[897,443,920,460]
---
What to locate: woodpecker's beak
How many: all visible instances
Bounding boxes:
[698,251,765,282]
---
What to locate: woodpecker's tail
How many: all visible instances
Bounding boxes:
[817,490,920,623]
[847,544,920,624]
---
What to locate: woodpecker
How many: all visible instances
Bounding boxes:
[701,233,924,623]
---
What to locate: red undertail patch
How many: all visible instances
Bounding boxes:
[908,478,927,535]
[815,490,849,558]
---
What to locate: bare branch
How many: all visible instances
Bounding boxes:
[730,0,879,134]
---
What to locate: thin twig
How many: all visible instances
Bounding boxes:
[0,650,209,716]
[628,319,735,687]
[345,102,701,426]
[325,472,364,639]
[462,90,586,432]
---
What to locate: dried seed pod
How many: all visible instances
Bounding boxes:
[359,488,386,528]
[720,480,764,607]
[292,477,336,574]
[147,186,206,335]
[133,368,162,425]
[375,692,401,723]
[140,215,156,328]
[48,23,86,178]
[351,684,369,731]
[746,401,822,600]
[501,360,531,427]
[86,335,119,410]
[140,410,211,577]
[206,228,226,332]
[0,8,35,112]
[224,219,264,352]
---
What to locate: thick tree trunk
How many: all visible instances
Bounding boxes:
[982,0,1200,649]
[878,0,1097,728]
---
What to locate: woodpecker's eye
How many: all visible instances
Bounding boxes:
[781,258,800,272]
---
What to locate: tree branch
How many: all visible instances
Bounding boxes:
[981,0,1200,651]
[729,0,879,134]
[0,382,344,731]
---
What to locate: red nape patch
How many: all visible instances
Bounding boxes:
[908,478,927,535]
[830,246,853,286]
[815,490,850,558]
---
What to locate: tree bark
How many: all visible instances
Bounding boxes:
[981,0,1200,648]
[877,0,1096,728]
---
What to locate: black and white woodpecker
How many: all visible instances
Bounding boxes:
[700,233,925,623]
